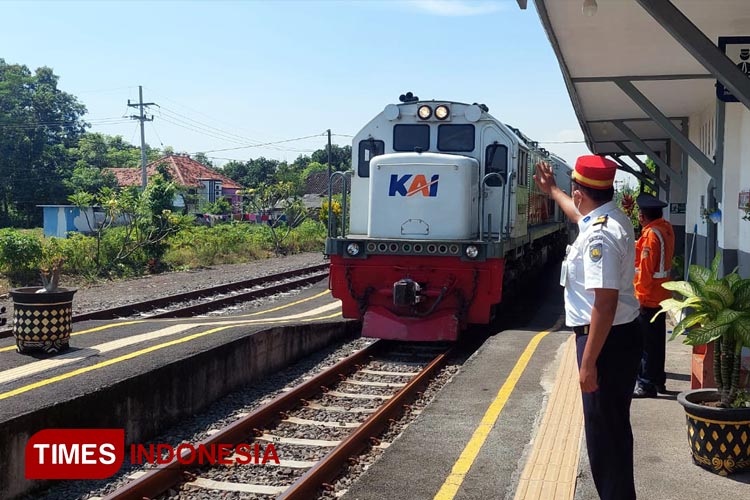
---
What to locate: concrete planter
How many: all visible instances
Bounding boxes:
[10,287,76,354]
[678,389,750,476]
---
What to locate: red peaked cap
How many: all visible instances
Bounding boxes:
[572,155,618,190]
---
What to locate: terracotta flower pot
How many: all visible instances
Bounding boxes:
[9,287,76,354]
[678,389,750,476]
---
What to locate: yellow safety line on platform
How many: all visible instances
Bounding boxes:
[0,290,331,353]
[513,335,583,500]
[0,302,341,386]
[433,326,556,500]
[0,311,341,401]
[236,290,330,317]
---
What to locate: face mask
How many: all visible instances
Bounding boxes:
[574,190,582,215]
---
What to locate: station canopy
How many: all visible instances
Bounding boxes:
[532,1,750,159]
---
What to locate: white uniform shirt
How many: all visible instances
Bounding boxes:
[561,200,640,327]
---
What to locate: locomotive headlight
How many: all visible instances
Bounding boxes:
[417,105,432,120]
[465,245,479,259]
[435,105,450,120]
[346,242,361,256]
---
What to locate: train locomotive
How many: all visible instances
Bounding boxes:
[325,94,572,341]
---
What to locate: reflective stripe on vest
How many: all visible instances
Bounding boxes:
[649,227,670,278]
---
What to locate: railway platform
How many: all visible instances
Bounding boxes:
[0,279,354,500]
[342,300,750,500]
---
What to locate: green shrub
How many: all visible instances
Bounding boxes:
[0,228,43,284]
[163,223,271,268]
[286,219,326,253]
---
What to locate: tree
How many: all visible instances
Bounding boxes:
[244,181,306,255]
[69,175,186,275]
[0,60,87,226]
[192,152,214,168]
[68,132,160,170]
[64,165,118,194]
[222,157,281,188]
[311,144,352,171]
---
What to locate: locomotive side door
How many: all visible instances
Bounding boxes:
[480,126,512,240]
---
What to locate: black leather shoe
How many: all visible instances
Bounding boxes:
[633,386,657,398]
[656,384,667,394]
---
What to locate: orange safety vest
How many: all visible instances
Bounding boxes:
[634,218,675,308]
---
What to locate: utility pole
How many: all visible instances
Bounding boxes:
[128,86,156,189]
[327,129,332,184]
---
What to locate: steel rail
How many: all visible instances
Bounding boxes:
[146,271,328,319]
[101,340,385,500]
[0,263,328,338]
[278,346,452,499]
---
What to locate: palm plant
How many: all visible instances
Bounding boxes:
[654,253,750,407]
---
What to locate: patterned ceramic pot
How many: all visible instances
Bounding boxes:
[678,389,750,476]
[10,287,76,354]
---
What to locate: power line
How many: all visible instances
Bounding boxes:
[144,88,278,142]
[200,133,327,154]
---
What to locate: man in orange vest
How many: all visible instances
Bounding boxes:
[633,193,675,398]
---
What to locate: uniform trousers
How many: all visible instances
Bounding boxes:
[574,319,642,500]
[636,306,666,392]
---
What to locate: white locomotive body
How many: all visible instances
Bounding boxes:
[326,95,571,341]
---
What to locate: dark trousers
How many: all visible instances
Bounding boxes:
[575,320,642,500]
[636,306,666,391]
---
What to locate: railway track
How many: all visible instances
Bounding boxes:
[101,340,454,500]
[0,264,329,339]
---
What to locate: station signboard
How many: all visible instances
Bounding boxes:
[717,36,750,103]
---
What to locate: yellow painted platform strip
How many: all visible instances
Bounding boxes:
[433,327,555,500]
[0,311,340,401]
[513,335,583,500]
[0,290,332,353]
[0,303,340,385]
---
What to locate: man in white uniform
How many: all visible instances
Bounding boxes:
[534,156,642,500]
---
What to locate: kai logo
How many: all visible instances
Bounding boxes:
[388,174,439,197]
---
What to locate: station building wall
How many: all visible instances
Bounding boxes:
[723,104,750,278]
[685,101,750,278]
[685,102,716,271]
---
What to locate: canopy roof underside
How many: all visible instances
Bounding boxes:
[537,0,750,155]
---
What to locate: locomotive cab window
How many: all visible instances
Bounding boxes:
[393,124,430,152]
[484,143,507,186]
[357,139,384,178]
[437,124,475,152]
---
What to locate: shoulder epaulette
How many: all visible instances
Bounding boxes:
[593,214,609,226]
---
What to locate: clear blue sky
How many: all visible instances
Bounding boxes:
[2,0,631,182]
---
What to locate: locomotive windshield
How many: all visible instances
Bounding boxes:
[357,139,384,178]
[393,124,430,152]
[437,124,475,152]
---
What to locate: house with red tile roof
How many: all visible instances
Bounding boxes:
[106,154,243,212]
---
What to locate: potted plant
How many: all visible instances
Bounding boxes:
[654,253,750,475]
[9,254,76,354]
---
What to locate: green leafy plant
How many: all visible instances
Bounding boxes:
[654,253,750,407]
[0,228,43,284]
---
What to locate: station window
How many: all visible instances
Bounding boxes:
[357,139,384,178]
[437,124,475,152]
[484,143,507,186]
[393,124,430,152]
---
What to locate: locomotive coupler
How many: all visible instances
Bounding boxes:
[393,279,422,307]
